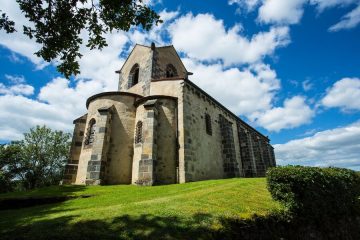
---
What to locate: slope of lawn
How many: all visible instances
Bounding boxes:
[0,178,282,240]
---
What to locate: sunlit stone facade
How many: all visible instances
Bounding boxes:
[63,43,276,186]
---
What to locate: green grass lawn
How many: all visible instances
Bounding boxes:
[0,178,282,240]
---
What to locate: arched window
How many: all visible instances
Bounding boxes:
[165,64,178,78]
[135,121,143,144]
[85,119,96,145]
[128,64,140,88]
[205,114,212,136]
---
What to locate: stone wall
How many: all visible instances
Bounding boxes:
[251,132,266,176]
[237,120,275,177]
[219,114,240,178]
[105,95,138,184]
[75,93,140,185]
[237,124,256,177]
[137,100,158,186]
[118,45,189,97]
[63,114,87,184]
[131,97,178,185]
[131,104,145,184]
[268,145,276,167]
[85,107,112,185]
[149,80,186,183]
[182,82,241,182]
[118,45,152,96]
[152,47,187,80]
[182,80,275,181]
[155,98,178,184]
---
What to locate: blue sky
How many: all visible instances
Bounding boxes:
[0,0,360,170]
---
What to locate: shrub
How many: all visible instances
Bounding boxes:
[266,166,360,219]
[0,171,14,193]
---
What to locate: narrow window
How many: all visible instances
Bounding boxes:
[133,67,139,85]
[165,64,178,78]
[135,121,143,143]
[85,119,96,145]
[205,114,212,135]
[129,64,140,88]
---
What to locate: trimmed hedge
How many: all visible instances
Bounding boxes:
[267,166,360,218]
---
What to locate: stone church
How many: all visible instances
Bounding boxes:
[63,43,276,186]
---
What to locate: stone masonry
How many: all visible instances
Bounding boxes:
[64,43,276,186]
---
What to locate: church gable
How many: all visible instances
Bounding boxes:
[118,44,189,96]
[118,45,153,95]
[152,46,188,80]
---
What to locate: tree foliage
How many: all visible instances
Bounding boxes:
[0,10,15,33]
[0,126,71,192]
[1,1,161,78]
[0,143,22,193]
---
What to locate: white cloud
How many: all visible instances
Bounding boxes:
[0,0,178,83]
[253,0,359,30]
[181,58,315,132]
[228,0,261,12]
[0,59,285,141]
[321,77,360,111]
[0,0,46,67]
[0,6,183,142]
[140,0,162,6]
[76,9,180,90]
[0,11,132,141]
[0,7,316,141]
[0,1,144,72]
[0,94,74,141]
[0,76,108,141]
[302,79,313,91]
[76,32,128,91]
[109,11,307,131]
[38,77,103,112]
[329,5,360,31]
[274,121,360,170]
[159,9,180,22]
[258,0,307,25]
[4,74,26,84]
[126,9,180,46]
[0,83,34,96]
[184,59,280,117]
[310,0,357,11]
[8,52,23,64]
[0,7,139,141]
[299,128,318,137]
[169,13,290,66]
[253,96,314,131]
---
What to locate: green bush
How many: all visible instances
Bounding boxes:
[266,166,360,218]
[0,171,14,193]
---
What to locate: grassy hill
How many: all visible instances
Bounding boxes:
[0,178,282,239]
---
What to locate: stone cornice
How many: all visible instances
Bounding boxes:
[134,95,178,107]
[86,91,143,109]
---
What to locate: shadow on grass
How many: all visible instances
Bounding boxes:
[0,185,87,232]
[0,185,88,210]
[2,212,360,240]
